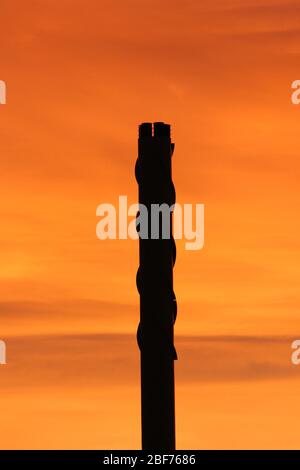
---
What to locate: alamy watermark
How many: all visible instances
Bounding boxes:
[96,196,204,251]
[291,340,300,365]
[291,80,300,105]
[0,80,6,104]
[0,340,6,365]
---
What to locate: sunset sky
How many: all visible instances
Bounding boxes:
[1,0,300,449]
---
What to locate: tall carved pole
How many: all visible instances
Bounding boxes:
[136,122,177,450]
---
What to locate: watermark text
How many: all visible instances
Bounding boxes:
[291,80,300,105]
[96,196,204,251]
[0,80,6,105]
[0,340,6,365]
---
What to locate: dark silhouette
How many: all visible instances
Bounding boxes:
[136,122,177,450]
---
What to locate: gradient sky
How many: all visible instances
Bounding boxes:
[1,0,300,449]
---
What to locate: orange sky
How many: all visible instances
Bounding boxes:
[1,0,300,449]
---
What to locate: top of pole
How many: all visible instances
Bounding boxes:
[154,122,170,137]
[139,122,171,138]
[139,122,152,138]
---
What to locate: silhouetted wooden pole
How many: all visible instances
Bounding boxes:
[136,122,177,450]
